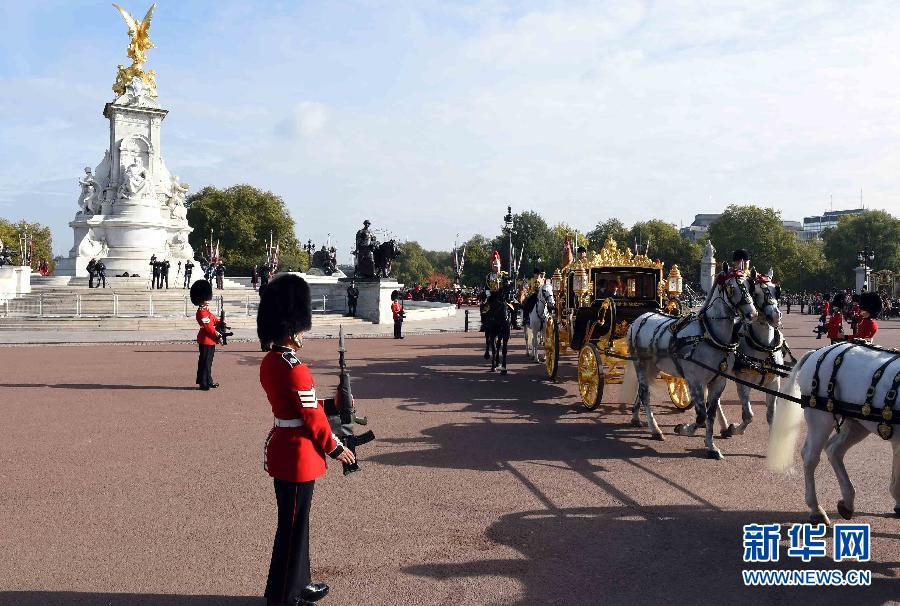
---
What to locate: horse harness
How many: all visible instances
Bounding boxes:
[805,341,900,440]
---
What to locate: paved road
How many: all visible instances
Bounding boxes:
[0,311,898,605]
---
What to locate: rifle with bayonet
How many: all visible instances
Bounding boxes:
[324,326,375,475]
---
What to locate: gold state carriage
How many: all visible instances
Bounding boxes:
[545,237,691,410]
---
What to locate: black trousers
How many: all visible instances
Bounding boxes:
[184,271,192,288]
[348,299,357,316]
[196,344,215,387]
[265,479,315,603]
[88,273,95,288]
[98,274,106,288]
[394,319,403,338]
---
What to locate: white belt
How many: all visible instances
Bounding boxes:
[274,417,304,428]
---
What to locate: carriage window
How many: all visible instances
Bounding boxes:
[592,271,657,300]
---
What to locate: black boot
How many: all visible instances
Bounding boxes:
[301,582,329,602]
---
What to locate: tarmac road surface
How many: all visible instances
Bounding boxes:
[0,311,898,605]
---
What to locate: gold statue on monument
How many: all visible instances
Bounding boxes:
[112,3,158,98]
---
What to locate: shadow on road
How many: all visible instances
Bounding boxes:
[0,594,260,606]
[0,383,196,391]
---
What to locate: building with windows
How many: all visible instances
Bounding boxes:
[679,214,721,243]
[801,208,866,240]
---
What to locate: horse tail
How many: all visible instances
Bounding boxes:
[766,349,813,473]
[621,324,639,407]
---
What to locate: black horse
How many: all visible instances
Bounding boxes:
[482,283,513,374]
[374,239,401,278]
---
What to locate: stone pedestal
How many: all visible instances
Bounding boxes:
[288,273,352,313]
[855,265,869,293]
[57,81,194,278]
[0,266,32,298]
[348,279,401,324]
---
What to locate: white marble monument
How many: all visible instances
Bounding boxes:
[700,240,716,294]
[56,4,194,278]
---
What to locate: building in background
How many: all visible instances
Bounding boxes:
[801,208,866,240]
[679,214,721,243]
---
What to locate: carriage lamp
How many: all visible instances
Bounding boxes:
[667,265,683,296]
[551,269,562,292]
[572,266,589,297]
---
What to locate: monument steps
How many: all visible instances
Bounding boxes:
[0,313,370,331]
[30,276,247,290]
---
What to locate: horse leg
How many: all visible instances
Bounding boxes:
[890,437,900,517]
[631,363,649,427]
[766,376,780,426]
[704,377,728,459]
[731,383,753,436]
[638,366,664,440]
[674,382,706,436]
[825,419,869,520]
[501,330,509,374]
[484,327,491,360]
[802,410,834,524]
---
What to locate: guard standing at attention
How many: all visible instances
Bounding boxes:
[391,292,405,339]
[825,293,845,344]
[257,274,355,606]
[852,292,881,343]
[191,279,221,391]
[346,281,359,317]
[184,259,194,288]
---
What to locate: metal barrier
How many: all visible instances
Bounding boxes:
[464,309,484,332]
[0,292,263,319]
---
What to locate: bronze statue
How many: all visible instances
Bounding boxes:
[354,220,377,278]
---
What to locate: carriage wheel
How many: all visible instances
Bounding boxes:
[545,317,559,380]
[578,343,604,410]
[664,374,692,410]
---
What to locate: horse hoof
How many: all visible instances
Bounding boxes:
[706,449,724,460]
[631,419,643,428]
[894,506,900,518]
[720,424,735,439]
[837,500,853,520]
[500,369,508,375]
[652,432,665,441]
[674,423,684,434]
[484,353,490,360]
[810,512,831,525]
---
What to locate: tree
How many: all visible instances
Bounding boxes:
[629,220,701,281]
[791,239,829,291]
[459,234,492,287]
[706,205,801,287]
[491,211,554,278]
[393,241,434,286]
[586,219,629,252]
[426,272,453,289]
[186,185,306,274]
[822,210,900,289]
[547,222,586,272]
[0,218,53,271]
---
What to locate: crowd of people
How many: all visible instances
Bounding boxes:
[779,290,885,343]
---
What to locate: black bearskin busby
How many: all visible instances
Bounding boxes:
[859,291,883,317]
[832,292,846,310]
[256,274,312,351]
[189,279,213,306]
[732,249,750,262]
[533,266,543,275]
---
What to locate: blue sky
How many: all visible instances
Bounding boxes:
[2,1,900,259]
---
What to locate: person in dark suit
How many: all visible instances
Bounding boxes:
[346,281,359,317]
[163,259,171,289]
[184,259,194,288]
[87,258,97,288]
[96,259,107,288]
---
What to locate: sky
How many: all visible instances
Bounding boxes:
[2,0,900,261]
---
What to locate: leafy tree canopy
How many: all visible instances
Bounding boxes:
[0,218,53,270]
[629,220,701,282]
[186,185,306,274]
[822,210,900,288]
[586,218,629,252]
[394,241,435,286]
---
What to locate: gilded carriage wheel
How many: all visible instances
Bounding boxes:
[578,343,604,410]
[545,317,559,380]
[664,375,692,410]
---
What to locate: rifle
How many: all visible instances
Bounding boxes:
[216,296,233,345]
[323,326,374,475]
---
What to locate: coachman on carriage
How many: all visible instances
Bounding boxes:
[544,237,690,410]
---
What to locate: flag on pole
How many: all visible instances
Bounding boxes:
[272,243,280,272]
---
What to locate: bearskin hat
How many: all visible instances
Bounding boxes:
[256,274,312,351]
[189,279,213,306]
[859,291,882,316]
[832,292,846,309]
[732,249,750,262]
[533,266,544,275]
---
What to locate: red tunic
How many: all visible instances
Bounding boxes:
[853,318,878,341]
[195,306,220,345]
[260,349,339,483]
[825,311,844,340]
[391,301,404,321]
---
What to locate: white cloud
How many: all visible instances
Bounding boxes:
[278,101,330,138]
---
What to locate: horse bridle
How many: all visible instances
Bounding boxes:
[705,275,754,320]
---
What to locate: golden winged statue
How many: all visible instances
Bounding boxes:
[111,3,158,98]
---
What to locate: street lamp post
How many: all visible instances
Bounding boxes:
[303,239,315,266]
[856,243,875,292]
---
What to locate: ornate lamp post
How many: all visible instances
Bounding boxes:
[503,205,514,278]
[857,243,875,292]
[303,239,315,265]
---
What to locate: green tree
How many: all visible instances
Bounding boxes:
[459,234,492,287]
[706,205,801,287]
[791,238,829,291]
[629,220,701,281]
[0,218,53,271]
[491,210,554,277]
[822,210,900,289]
[393,241,434,286]
[186,185,306,274]
[586,218,629,252]
[547,222,586,272]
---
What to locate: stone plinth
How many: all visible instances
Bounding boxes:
[855,266,869,293]
[699,241,717,294]
[346,279,401,324]
[0,266,32,299]
[287,273,351,313]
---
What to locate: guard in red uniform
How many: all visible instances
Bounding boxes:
[825,293,845,344]
[391,293,405,339]
[191,279,221,390]
[258,274,356,606]
[853,292,881,343]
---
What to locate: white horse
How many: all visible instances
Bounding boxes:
[728,269,789,436]
[622,270,758,459]
[768,343,900,524]
[524,282,555,362]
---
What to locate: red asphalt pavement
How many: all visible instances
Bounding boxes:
[0,312,898,605]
